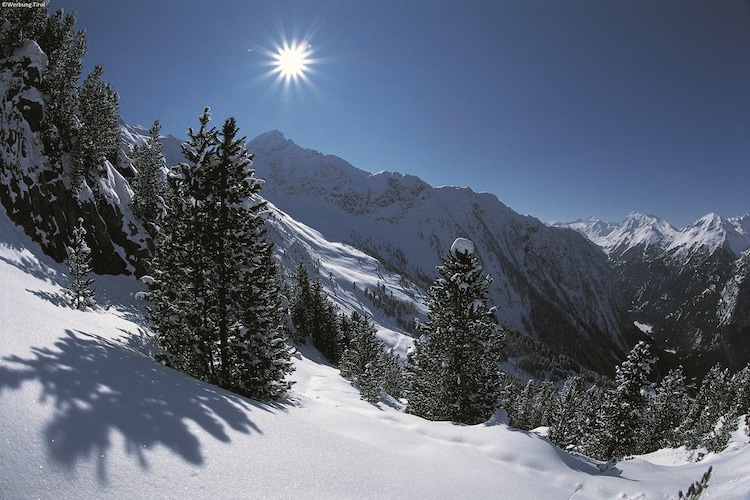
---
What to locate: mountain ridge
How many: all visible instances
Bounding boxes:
[556,211,750,372]
[241,130,633,373]
[121,126,633,373]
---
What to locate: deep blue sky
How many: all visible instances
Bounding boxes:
[55,0,749,227]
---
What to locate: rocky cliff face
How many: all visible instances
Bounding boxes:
[0,40,149,275]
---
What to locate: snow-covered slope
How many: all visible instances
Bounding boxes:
[3,205,750,499]
[244,131,631,372]
[265,200,424,359]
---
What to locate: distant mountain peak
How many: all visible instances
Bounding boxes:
[254,129,288,142]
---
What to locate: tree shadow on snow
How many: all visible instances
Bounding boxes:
[0,329,274,483]
[25,287,69,308]
[0,253,64,287]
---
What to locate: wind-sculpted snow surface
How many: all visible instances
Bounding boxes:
[2,208,750,499]
[246,131,630,372]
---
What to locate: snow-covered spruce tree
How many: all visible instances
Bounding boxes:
[75,64,120,187]
[340,312,385,404]
[576,384,607,457]
[591,340,657,459]
[548,376,586,449]
[731,364,750,441]
[148,108,292,400]
[701,363,750,452]
[131,119,166,230]
[645,366,689,451]
[147,109,217,381]
[405,237,505,424]
[37,9,87,166]
[289,261,312,344]
[532,379,557,427]
[381,348,405,400]
[65,217,96,309]
[288,262,343,363]
[682,363,733,452]
[308,279,343,363]
[511,380,536,430]
[213,116,293,399]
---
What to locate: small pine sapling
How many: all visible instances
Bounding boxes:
[678,466,712,500]
[65,217,96,309]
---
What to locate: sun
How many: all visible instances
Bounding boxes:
[271,40,313,87]
[274,41,312,81]
[252,34,319,98]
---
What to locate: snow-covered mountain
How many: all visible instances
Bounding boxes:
[114,126,633,373]
[556,212,750,372]
[562,212,750,262]
[241,131,632,373]
[560,213,678,258]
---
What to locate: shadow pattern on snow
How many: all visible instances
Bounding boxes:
[0,253,63,286]
[0,329,274,483]
[25,287,69,308]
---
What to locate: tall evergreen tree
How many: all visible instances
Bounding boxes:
[212,116,293,398]
[732,365,750,442]
[38,9,87,166]
[577,385,607,457]
[340,312,385,404]
[65,217,96,309]
[549,376,587,449]
[76,64,120,186]
[532,379,557,427]
[682,363,733,452]
[592,340,656,459]
[405,237,505,424]
[381,348,405,400]
[131,119,166,229]
[308,279,343,363]
[289,261,312,344]
[512,380,537,430]
[646,366,689,451]
[148,108,217,381]
[148,108,292,400]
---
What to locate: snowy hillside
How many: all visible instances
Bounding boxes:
[265,200,424,359]
[3,202,750,499]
